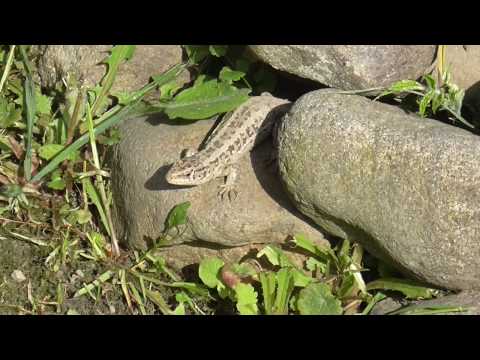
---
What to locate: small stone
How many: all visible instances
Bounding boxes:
[75,269,84,278]
[11,270,26,283]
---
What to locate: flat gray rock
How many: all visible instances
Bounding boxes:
[371,291,480,315]
[277,89,480,290]
[249,45,436,90]
[108,113,329,263]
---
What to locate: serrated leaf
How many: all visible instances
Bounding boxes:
[388,79,424,93]
[423,74,436,90]
[165,201,190,230]
[0,96,21,128]
[259,272,276,315]
[209,45,228,57]
[306,257,327,273]
[231,263,257,278]
[234,283,258,315]
[297,282,343,315]
[275,268,295,314]
[164,80,251,120]
[75,209,92,225]
[35,89,53,115]
[47,177,66,190]
[219,66,245,84]
[291,269,313,288]
[418,90,435,117]
[366,277,438,300]
[198,257,224,289]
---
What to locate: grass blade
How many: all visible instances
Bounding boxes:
[30,62,189,184]
[0,45,16,94]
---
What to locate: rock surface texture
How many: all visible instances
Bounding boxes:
[108,113,329,268]
[444,45,480,116]
[249,45,436,90]
[33,45,189,95]
[277,89,480,290]
[371,291,480,315]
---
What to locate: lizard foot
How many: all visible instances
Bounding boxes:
[218,184,238,201]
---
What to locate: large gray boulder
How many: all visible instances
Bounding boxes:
[249,45,436,90]
[277,89,480,290]
[108,112,329,268]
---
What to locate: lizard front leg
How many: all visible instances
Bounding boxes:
[218,164,239,201]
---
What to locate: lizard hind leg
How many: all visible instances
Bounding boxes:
[217,164,239,202]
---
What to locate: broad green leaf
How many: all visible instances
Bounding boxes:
[0,96,21,128]
[91,45,136,116]
[164,80,251,120]
[199,257,224,289]
[159,81,182,101]
[47,169,66,190]
[388,79,424,93]
[235,283,258,315]
[362,292,387,315]
[75,209,92,225]
[38,144,78,161]
[291,234,334,263]
[291,269,313,288]
[257,245,296,268]
[231,263,257,278]
[219,66,245,83]
[259,272,276,315]
[423,74,436,90]
[366,277,438,300]
[165,201,191,230]
[209,45,228,57]
[337,272,358,299]
[273,268,295,314]
[35,89,53,115]
[172,303,186,315]
[297,282,343,315]
[306,257,327,274]
[388,304,469,315]
[418,90,435,117]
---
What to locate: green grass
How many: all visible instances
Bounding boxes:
[0,45,472,315]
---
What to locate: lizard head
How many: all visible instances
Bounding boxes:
[165,157,213,186]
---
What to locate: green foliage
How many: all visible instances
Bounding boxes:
[375,68,472,128]
[196,233,441,315]
[297,283,343,315]
[164,201,191,231]
[162,79,251,120]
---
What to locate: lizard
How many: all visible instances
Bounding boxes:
[165,92,292,199]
